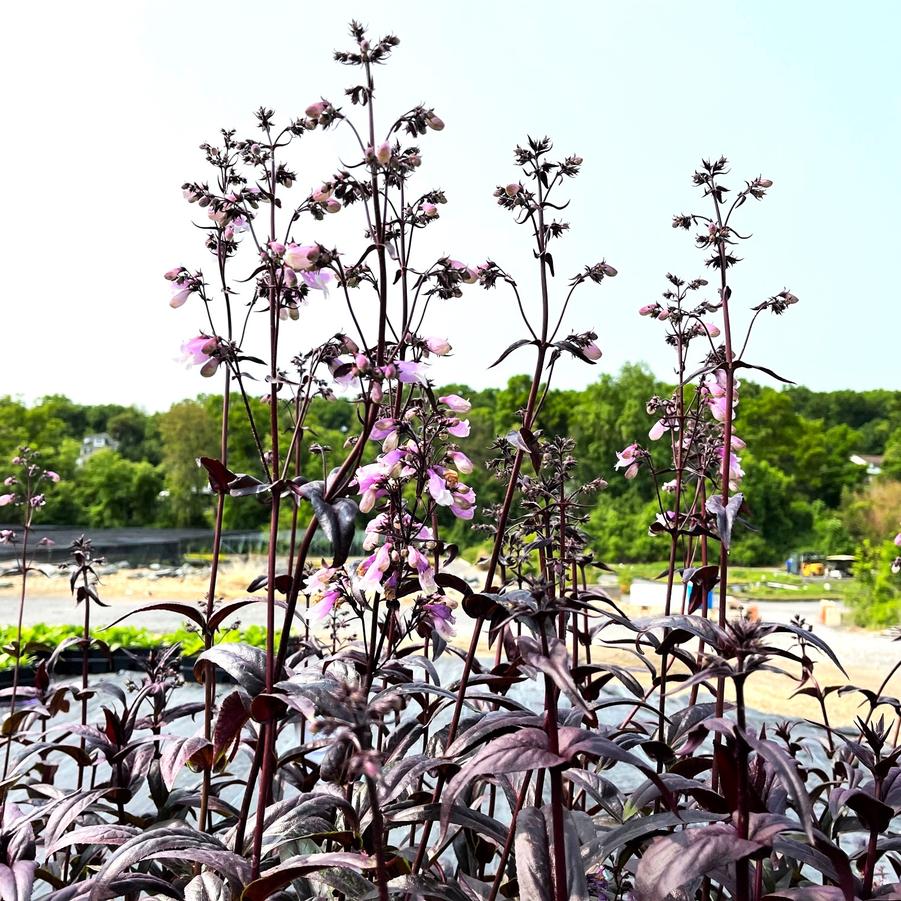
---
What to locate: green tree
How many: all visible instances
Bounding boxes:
[158,400,219,527]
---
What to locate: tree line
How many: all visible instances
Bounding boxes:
[2,364,900,565]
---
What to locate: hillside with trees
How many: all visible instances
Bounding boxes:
[2,365,899,565]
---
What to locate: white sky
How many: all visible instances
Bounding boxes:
[3,0,900,411]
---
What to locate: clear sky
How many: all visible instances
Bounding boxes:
[4,0,899,410]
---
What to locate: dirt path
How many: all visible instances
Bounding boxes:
[1,561,896,726]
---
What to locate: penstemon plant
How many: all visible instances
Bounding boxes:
[4,23,901,901]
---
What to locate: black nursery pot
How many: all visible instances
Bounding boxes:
[111,647,154,670]
[52,651,113,675]
[0,666,35,689]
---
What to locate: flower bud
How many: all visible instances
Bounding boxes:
[312,185,332,202]
[426,114,445,131]
[638,304,657,317]
[325,198,341,213]
[420,202,439,219]
[505,183,522,197]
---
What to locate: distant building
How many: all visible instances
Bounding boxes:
[78,432,120,465]
[849,453,884,478]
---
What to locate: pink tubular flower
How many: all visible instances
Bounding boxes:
[370,418,398,442]
[450,484,476,520]
[615,444,640,480]
[169,280,193,309]
[44,471,60,483]
[301,270,331,295]
[425,336,451,356]
[446,419,470,438]
[638,304,657,317]
[180,335,221,378]
[420,202,439,219]
[439,394,471,414]
[164,266,185,281]
[426,113,445,131]
[375,142,392,166]
[0,494,15,507]
[283,243,320,271]
[30,494,45,508]
[583,341,602,361]
[408,546,437,594]
[449,450,473,474]
[306,100,328,119]
[309,589,340,623]
[504,183,522,197]
[312,184,332,202]
[648,420,669,441]
[704,322,721,338]
[357,543,393,592]
[424,601,455,639]
[894,532,901,547]
[427,468,454,506]
[0,530,14,543]
[396,360,429,385]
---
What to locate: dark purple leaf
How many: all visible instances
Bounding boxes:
[197,457,236,494]
[705,492,744,550]
[160,735,213,789]
[488,338,536,369]
[194,643,266,695]
[634,824,762,901]
[441,729,565,835]
[241,852,376,901]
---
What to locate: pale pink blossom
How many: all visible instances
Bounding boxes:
[420,202,439,219]
[44,471,60,483]
[301,270,332,294]
[450,484,476,520]
[375,142,392,166]
[703,322,721,338]
[283,243,320,271]
[450,450,473,474]
[446,419,470,438]
[169,282,193,309]
[180,336,221,378]
[306,100,329,119]
[408,546,437,594]
[427,469,454,506]
[614,444,640,480]
[425,336,451,356]
[439,394,471,413]
[424,601,455,639]
[396,361,429,385]
[0,494,15,507]
[648,420,668,441]
[583,341,602,361]
[638,304,657,317]
[357,543,393,591]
